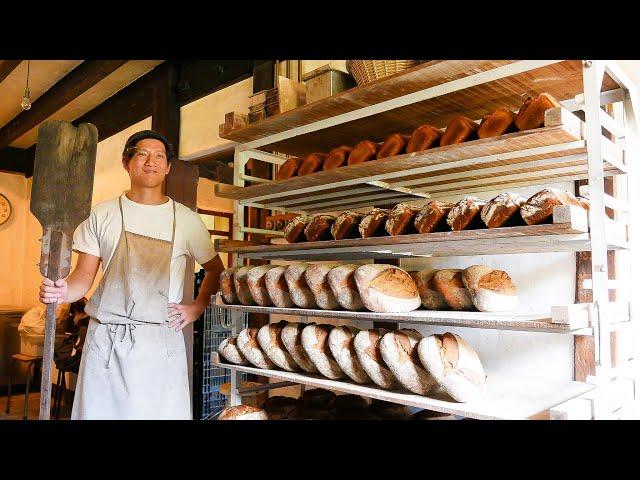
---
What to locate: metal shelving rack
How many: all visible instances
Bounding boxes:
[214,60,640,419]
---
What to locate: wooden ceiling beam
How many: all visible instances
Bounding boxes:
[0,60,22,84]
[0,60,128,149]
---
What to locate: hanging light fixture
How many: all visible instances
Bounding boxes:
[20,60,31,111]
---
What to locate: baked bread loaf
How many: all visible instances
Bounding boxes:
[301,324,345,379]
[305,262,342,310]
[520,188,584,225]
[331,211,364,240]
[328,326,371,384]
[369,399,412,420]
[440,115,479,146]
[328,394,370,412]
[264,266,294,308]
[297,153,327,176]
[300,388,336,410]
[359,208,389,238]
[327,264,365,311]
[217,336,249,365]
[410,269,449,310]
[385,203,420,236]
[418,332,487,402]
[218,405,268,420]
[276,156,303,180]
[406,125,442,153]
[284,215,312,243]
[304,214,336,242]
[284,262,318,309]
[233,266,256,306]
[446,196,487,231]
[237,327,275,369]
[354,264,421,313]
[257,321,300,371]
[377,133,410,159]
[480,192,527,228]
[347,140,379,165]
[353,328,400,389]
[462,265,518,312]
[432,269,475,311]
[246,265,276,306]
[477,107,517,139]
[380,329,438,395]
[219,267,238,304]
[414,201,454,234]
[323,145,352,170]
[515,93,561,131]
[280,322,319,373]
[261,396,299,420]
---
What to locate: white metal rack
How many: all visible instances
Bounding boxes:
[215,60,639,419]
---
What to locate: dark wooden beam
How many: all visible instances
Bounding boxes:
[0,60,128,150]
[0,146,30,175]
[197,160,234,184]
[0,60,22,84]
[176,60,254,106]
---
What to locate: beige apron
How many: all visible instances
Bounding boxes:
[71,197,191,420]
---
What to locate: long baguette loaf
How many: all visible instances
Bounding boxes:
[327,264,365,311]
[257,321,300,371]
[280,322,319,373]
[354,264,421,313]
[328,326,371,384]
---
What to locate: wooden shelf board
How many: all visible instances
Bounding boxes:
[211,353,594,420]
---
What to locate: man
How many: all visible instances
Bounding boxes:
[39,130,224,420]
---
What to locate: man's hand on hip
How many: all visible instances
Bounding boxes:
[167,301,206,331]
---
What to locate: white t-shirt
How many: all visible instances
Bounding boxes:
[73,193,216,304]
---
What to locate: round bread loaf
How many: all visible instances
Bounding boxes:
[305,262,342,310]
[284,262,318,309]
[385,203,419,236]
[280,322,319,373]
[261,396,299,420]
[446,196,487,231]
[331,211,364,240]
[284,215,312,243]
[218,405,268,420]
[359,208,390,238]
[257,321,300,371]
[237,327,275,369]
[301,323,345,379]
[328,326,371,384]
[461,265,518,312]
[432,269,475,311]
[380,329,438,395]
[264,266,294,308]
[410,269,449,310]
[327,264,365,311]
[246,265,276,306]
[418,332,487,402]
[354,264,421,313]
[353,328,400,389]
[369,399,412,419]
[219,267,238,304]
[414,201,454,234]
[304,214,336,242]
[480,192,526,228]
[233,266,256,306]
[218,336,249,365]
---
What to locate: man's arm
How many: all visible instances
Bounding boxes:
[39,252,101,304]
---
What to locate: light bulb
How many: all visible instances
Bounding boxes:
[21,96,31,110]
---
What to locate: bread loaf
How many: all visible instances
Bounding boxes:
[218,405,268,420]
[246,265,276,306]
[353,329,400,389]
[305,262,342,310]
[358,208,389,238]
[432,269,475,311]
[515,93,561,131]
[347,140,379,165]
[410,269,449,310]
[327,264,365,311]
[376,133,410,159]
[385,203,420,236]
[328,326,371,384]
[301,323,345,379]
[520,188,584,225]
[284,262,318,309]
[331,211,364,240]
[300,388,336,409]
[380,329,438,395]
[462,265,518,312]
[280,322,319,373]
[298,153,327,176]
[480,192,526,228]
[418,332,487,402]
[406,125,442,153]
[237,327,275,369]
[414,201,454,234]
[446,196,487,231]
[354,264,421,313]
[440,115,479,146]
[217,336,249,365]
[264,266,294,308]
[323,145,352,170]
[219,267,238,304]
[369,399,412,419]
[328,394,370,412]
[261,396,299,420]
[304,214,336,242]
[284,215,312,243]
[233,266,256,306]
[477,107,517,139]
[276,156,303,180]
[257,321,300,371]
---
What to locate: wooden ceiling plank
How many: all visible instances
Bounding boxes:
[0,60,22,84]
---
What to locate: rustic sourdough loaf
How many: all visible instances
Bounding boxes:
[347,140,379,165]
[237,327,276,369]
[414,201,454,234]
[276,156,303,180]
[284,215,312,243]
[410,269,449,310]
[331,211,364,240]
[304,214,336,242]
[219,267,238,304]
[477,107,517,138]
[324,145,352,170]
[406,124,442,153]
[298,153,327,176]
[218,405,268,420]
[359,208,390,238]
[280,322,319,373]
[217,336,249,365]
[520,188,585,225]
[233,266,256,306]
[328,326,371,384]
[354,328,400,389]
[515,93,561,131]
[284,262,318,309]
[432,269,475,311]
[257,321,300,371]
[246,265,276,306]
[462,265,518,312]
[327,264,365,311]
[301,323,345,380]
[305,262,342,310]
[480,192,527,228]
[377,133,410,159]
[264,266,294,308]
[440,115,479,146]
[385,203,420,235]
[446,196,487,231]
[354,264,421,313]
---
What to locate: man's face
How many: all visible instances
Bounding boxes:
[122,138,171,188]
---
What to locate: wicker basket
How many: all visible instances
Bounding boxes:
[346,60,418,86]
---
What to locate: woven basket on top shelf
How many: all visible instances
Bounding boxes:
[346,60,419,86]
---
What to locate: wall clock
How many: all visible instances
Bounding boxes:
[0,193,12,226]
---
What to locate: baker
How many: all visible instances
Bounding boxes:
[39,130,224,420]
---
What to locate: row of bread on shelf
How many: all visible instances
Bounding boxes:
[276,93,562,180]
[220,263,518,313]
[285,187,590,243]
[217,320,487,402]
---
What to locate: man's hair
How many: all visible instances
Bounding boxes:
[122,130,176,163]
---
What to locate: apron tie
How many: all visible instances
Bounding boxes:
[105,324,138,368]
